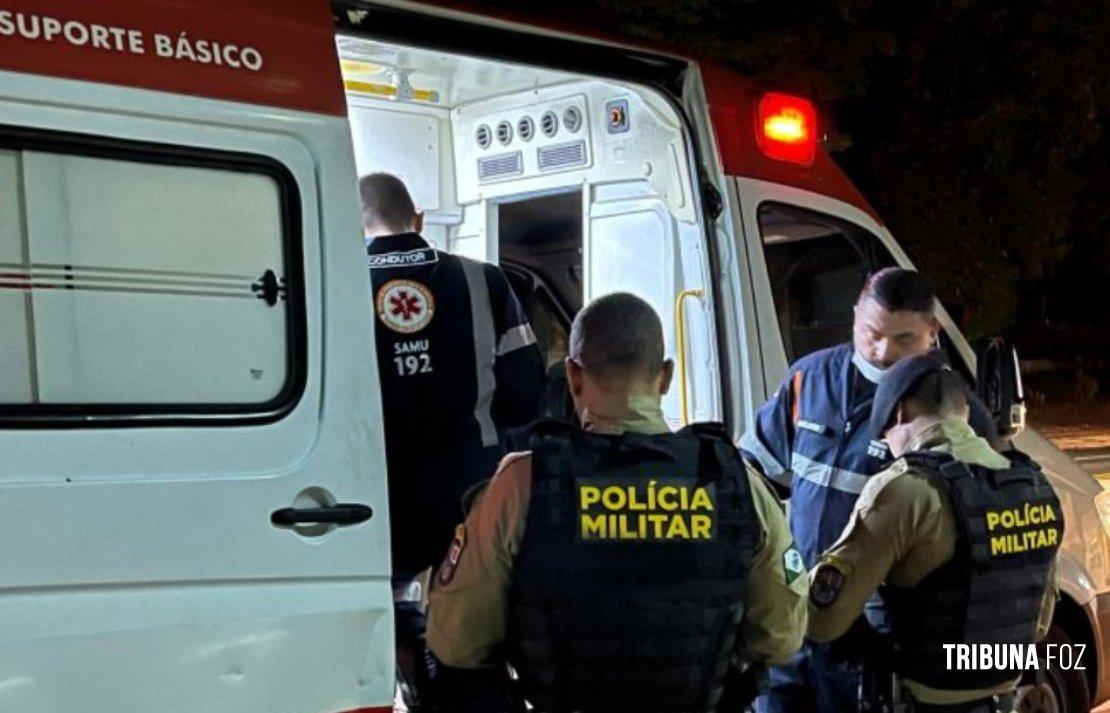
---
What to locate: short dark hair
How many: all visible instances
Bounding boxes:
[901,368,970,420]
[570,292,664,379]
[858,267,936,314]
[358,172,417,234]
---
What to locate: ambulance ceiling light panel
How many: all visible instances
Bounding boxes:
[338,37,440,104]
[336,35,578,107]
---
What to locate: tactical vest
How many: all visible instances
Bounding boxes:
[507,420,758,713]
[880,450,1062,690]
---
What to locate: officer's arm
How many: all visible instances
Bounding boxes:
[485,265,546,429]
[738,467,808,665]
[739,371,798,494]
[807,471,939,641]
[427,453,531,668]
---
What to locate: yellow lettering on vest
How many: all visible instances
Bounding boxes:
[618,514,637,539]
[602,486,626,510]
[1044,504,1057,523]
[657,487,679,511]
[1000,511,1016,529]
[649,513,668,538]
[991,535,1009,556]
[666,516,690,539]
[627,485,647,511]
[580,486,601,510]
[1028,503,1041,525]
[680,487,690,510]
[690,514,713,539]
[690,488,713,511]
[986,511,1001,531]
[581,514,607,539]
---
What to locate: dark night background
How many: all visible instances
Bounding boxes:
[478,0,1110,445]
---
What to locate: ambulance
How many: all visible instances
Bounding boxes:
[0,1,1105,712]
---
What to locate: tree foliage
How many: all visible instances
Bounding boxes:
[872,1,1103,340]
[471,0,1108,344]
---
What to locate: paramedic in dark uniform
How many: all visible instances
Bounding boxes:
[360,173,546,704]
[426,292,809,713]
[808,354,1060,712]
[742,268,999,713]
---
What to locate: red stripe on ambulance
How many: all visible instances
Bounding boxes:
[0,0,346,115]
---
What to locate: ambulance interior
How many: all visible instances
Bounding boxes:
[339,36,721,426]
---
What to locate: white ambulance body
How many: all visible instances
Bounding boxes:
[0,1,1106,712]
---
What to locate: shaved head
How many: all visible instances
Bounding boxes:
[570,292,665,381]
[359,172,418,236]
[900,368,970,422]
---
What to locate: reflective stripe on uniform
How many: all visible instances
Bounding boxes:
[791,452,870,495]
[496,323,537,356]
[740,430,790,486]
[460,258,499,447]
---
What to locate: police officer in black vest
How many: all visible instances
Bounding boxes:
[426,292,809,713]
[808,355,1062,712]
[360,173,546,707]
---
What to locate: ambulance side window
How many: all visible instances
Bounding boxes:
[0,135,303,422]
[758,203,895,363]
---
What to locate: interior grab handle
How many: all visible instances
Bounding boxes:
[675,288,705,426]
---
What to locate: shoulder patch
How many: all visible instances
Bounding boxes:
[783,546,805,586]
[810,564,845,608]
[436,525,467,587]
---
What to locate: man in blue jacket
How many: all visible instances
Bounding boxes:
[743,267,997,712]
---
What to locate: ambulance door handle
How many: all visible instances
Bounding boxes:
[270,503,373,527]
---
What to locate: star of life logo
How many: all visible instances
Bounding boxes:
[375,279,435,334]
[943,643,1085,671]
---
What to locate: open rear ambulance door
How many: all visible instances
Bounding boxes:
[579,87,724,427]
[340,1,735,429]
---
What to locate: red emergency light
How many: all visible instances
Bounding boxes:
[756,92,817,166]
